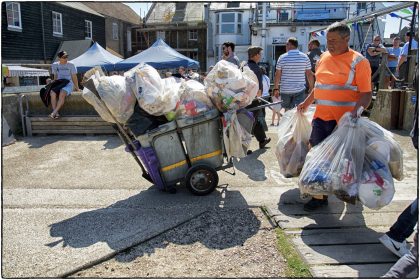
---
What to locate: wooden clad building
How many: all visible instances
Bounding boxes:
[1,2,106,64]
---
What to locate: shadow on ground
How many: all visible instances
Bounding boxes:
[22,135,121,149]
[47,185,261,265]
[233,148,268,181]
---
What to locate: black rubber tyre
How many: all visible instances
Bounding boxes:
[185,164,219,196]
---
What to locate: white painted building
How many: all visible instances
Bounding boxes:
[206,3,254,68]
[248,2,387,78]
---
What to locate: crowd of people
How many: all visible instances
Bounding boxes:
[43,20,418,277]
[219,22,417,278]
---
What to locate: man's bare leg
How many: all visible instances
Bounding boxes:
[51,91,67,117]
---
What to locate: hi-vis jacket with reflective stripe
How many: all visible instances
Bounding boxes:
[313,49,372,122]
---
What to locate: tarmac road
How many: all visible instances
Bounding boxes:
[2,121,417,278]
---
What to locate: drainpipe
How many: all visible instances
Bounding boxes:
[40,2,47,63]
[262,2,267,62]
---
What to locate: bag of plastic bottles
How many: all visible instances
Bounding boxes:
[358,144,395,210]
[175,80,214,118]
[125,64,181,116]
[275,106,315,177]
[299,112,366,198]
[359,118,404,181]
[204,60,258,112]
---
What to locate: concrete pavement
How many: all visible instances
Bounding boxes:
[2,122,418,277]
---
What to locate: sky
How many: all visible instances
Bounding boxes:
[124,2,151,18]
[123,2,415,38]
[382,2,413,38]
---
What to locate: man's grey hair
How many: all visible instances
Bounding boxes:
[326,22,350,38]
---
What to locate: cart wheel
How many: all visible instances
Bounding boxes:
[185,164,219,196]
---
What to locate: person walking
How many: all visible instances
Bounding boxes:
[365,35,387,91]
[50,51,80,119]
[297,21,372,211]
[396,31,419,81]
[245,46,271,151]
[307,39,323,73]
[385,36,402,89]
[222,41,240,68]
[273,37,314,111]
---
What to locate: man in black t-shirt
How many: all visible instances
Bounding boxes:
[307,39,323,73]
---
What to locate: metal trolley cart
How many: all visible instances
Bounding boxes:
[83,77,280,195]
[83,77,233,195]
[137,109,232,195]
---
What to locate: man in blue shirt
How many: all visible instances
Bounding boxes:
[385,36,402,89]
[397,31,418,80]
[273,37,314,110]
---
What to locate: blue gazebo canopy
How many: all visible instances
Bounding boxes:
[115,39,199,71]
[69,42,123,72]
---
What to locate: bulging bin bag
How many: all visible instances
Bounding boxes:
[275,106,315,177]
[125,64,180,116]
[175,80,214,118]
[299,112,366,198]
[358,145,395,210]
[222,112,252,159]
[359,118,404,181]
[95,75,136,124]
[204,60,258,112]
[82,86,115,123]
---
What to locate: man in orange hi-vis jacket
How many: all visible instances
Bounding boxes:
[297,21,372,211]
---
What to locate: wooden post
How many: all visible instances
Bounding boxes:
[378,54,388,90]
[407,49,417,86]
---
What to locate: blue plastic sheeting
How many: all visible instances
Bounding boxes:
[115,39,199,71]
[69,42,123,72]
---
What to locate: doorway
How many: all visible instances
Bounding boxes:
[271,45,286,79]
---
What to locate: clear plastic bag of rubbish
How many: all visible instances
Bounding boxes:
[358,145,395,210]
[94,75,136,124]
[299,112,366,198]
[275,106,315,177]
[81,69,117,123]
[175,80,214,118]
[125,64,181,116]
[82,87,115,123]
[359,118,404,181]
[204,60,258,112]
[222,112,252,159]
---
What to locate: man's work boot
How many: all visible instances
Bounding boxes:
[304,196,328,211]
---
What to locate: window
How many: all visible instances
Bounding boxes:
[357,2,367,11]
[52,11,62,35]
[188,30,198,41]
[188,51,198,60]
[112,23,119,40]
[217,12,243,34]
[85,20,92,39]
[6,2,22,30]
[278,10,289,21]
[156,30,165,40]
[227,3,240,8]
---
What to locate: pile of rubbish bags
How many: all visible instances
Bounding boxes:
[82,60,258,158]
[275,106,315,178]
[204,60,258,158]
[298,112,403,210]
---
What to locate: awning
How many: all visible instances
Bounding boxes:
[6,65,50,77]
